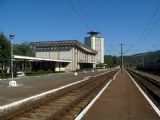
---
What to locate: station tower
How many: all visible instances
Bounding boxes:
[84,31,104,64]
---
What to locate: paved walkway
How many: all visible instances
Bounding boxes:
[0,69,108,105]
[82,70,159,120]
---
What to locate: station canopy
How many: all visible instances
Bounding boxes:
[13,55,71,63]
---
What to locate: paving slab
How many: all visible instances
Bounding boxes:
[82,70,159,120]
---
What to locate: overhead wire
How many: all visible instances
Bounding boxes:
[116,4,160,55]
[124,44,135,53]
[135,4,160,51]
[109,4,160,56]
[152,37,160,50]
[76,0,98,31]
[125,4,160,55]
[109,44,121,54]
[140,11,160,45]
[138,5,160,42]
[65,0,92,31]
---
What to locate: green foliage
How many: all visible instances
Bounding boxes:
[0,33,11,64]
[104,55,120,67]
[0,32,11,75]
[25,70,50,76]
[54,71,65,73]
[124,50,160,67]
[25,70,65,76]
[0,73,11,78]
[73,69,83,72]
[104,50,160,68]
[96,64,104,68]
[13,41,35,56]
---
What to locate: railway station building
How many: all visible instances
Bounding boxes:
[31,40,97,71]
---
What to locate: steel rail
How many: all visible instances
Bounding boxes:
[0,70,117,120]
[127,69,160,106]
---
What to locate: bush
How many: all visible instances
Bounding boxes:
[25,70,49,76]
[74,69,83,72]
[54,71,65,73]
[25,70,67,76]
[0,73,11,78]
[96,64,105,69]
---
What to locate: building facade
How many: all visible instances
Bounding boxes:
[84,31,104,64]
[32,40,96,71]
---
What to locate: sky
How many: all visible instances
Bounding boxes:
[0,0,160,56]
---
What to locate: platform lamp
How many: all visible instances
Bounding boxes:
[9,34,17,87]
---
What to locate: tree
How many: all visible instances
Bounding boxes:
[13,41,35,56]
[0,32,11,74]
[104,55,112,67]
[104,55,120,67]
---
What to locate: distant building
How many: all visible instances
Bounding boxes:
[84,31,104,64]
[31,40,96,71]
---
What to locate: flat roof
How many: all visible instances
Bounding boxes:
[31,40,96,54]
[13,55,71,63]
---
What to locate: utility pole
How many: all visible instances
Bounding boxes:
[120,43,124,73]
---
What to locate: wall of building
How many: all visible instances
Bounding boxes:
[100,37,104,63]
[69,47,96,71]
[95,37,104,63]
[35,47,72,60]
[35,46,96,71]
[84,36,104,64]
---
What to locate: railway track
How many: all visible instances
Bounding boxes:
[127,68,160,108]
[136,66,160,76]
[0,70,117,120]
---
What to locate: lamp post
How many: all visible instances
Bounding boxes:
[9,34,17,87]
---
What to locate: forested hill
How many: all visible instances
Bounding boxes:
[124,50,160,67]
[104,50,160,68]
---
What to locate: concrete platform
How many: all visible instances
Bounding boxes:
[0,69,109,106]
[81,70,159,120]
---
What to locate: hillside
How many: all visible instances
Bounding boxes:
[124,50,160,67]
[104,50,160,68]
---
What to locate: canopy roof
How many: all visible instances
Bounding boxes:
[31,40,96,54]
[13,55,71,62]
